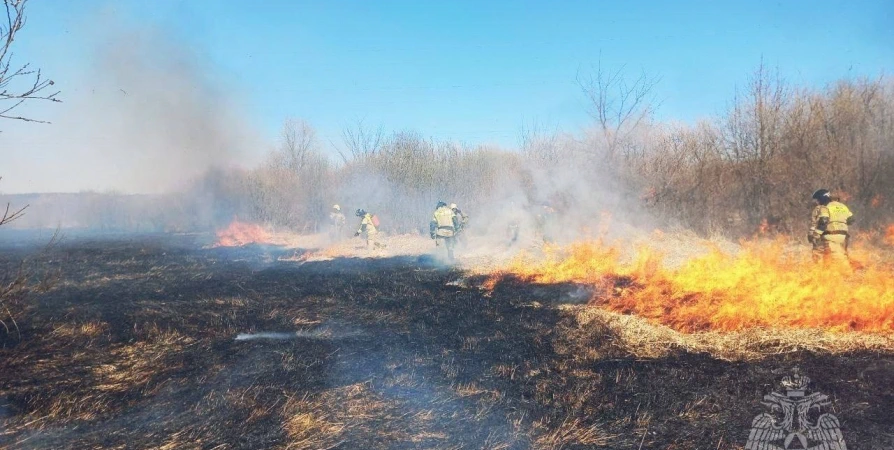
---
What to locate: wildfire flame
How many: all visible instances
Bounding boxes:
[758,218,769,235]
[490,238,894,333]
[885,225,894,247]
[214,220,272,247]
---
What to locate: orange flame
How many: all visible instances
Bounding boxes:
[214,220,272,247]
[758,218,769,235]
[885,225,894,247]
[490,238,894,333]
[870,194,884,208]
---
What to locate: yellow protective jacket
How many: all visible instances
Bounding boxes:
[330,212,345,227]
[430,206,458,237]
[357,213,377,234]
[810,201,853,240]
[452,208,468,231]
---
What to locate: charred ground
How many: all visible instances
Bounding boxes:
[1,234,892,449]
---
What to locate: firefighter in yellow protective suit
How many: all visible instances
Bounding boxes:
[354,209,385,250]
[449,203,469,247]
[808,189,854,264]
[329,204,346,240]
[535,203,557,244]
[430,201,460,261]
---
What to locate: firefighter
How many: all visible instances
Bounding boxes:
[535,203,557,244]
[506,203,521,247]
[450,203,469,247]
[354,209,385,250]
[808,189,854,264]
[430,201,460,261]
[329,204,346,240]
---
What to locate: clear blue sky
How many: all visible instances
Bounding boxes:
[2,0,892,193]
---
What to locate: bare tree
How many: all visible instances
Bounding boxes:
[518,120,561,164]
[1,0,60,124]
[0,1,62,339]
[577,59,660,160]
[278,118,318,173]
[1,0,59,229]
[721,61,790,227]
[339,118,384,162]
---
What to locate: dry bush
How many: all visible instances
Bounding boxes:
[259,118,334,231]
[197,78,884,240]
[629,67,894,236]
[5,64,892,243]
[0,176,61,339]
[0,230,60,338]
[334,131,520,233]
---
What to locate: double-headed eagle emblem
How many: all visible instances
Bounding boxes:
[746,370,847,450]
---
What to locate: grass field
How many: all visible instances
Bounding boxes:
[1,232,892,449]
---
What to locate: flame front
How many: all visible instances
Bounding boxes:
[491,238,894,333]
[885,225,894,247]
[758,218,769,235]
[214,220,272,247]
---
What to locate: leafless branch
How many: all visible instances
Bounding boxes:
[577,58,660,159]
[518,119,560,163]
[0,226,61,339]
[0,0,60,126]
[0,201,27,226]
[340,118,384,163]
[0,176,27,226]
[278,118,318,173]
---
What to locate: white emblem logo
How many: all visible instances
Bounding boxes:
[746,370,847,450]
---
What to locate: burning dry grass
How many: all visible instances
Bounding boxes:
[213,219,271,247]
[2,233,894,449]
[278,233,442,262]
[486,236,894,335]
[212,219,334,250]
[212,218,521,265]
[212,218,396,253]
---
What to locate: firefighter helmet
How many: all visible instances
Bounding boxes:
[436,201,447,209]
[332,204,341,211]
[812,189,831,201]
[356,209,366,217]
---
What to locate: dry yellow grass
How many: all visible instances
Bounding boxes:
[532,416,616,449]
[94,330,191,394]
[570,305,894,361]
[281,382,409,449]
[49,320,109,339]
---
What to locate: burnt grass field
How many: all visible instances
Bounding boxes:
[1,233,893,449]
